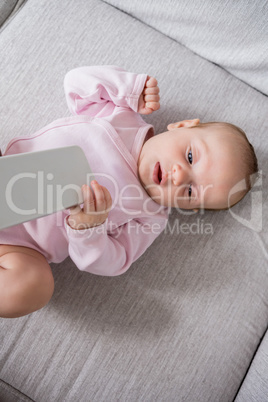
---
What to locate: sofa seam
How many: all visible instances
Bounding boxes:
[100,0,267,98]
[0,377,35,402]
[0,0,29,34]
[0,0,17,28]
[232,324,268,401]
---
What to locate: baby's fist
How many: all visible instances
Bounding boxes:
[67,181,112,230]
[138,76,160,115]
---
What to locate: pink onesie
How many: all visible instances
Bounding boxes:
[0,66,168,276]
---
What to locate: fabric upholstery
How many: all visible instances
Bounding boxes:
[0,0,26,28]
[0,0,267,401]
[0,379,32,402]
[0,0,17,27]
[103,0,268,96]
[235,329,268,401]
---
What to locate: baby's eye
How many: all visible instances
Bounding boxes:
[188,150,193,164]
[188,184,192,199]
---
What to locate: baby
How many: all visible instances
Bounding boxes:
[0,66,258,318]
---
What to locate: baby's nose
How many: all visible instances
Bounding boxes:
[172,163,187,186]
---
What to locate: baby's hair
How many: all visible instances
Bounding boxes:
[190,121,259,192]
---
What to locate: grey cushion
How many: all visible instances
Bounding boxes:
[103,0,268,96]
[0,0,26,28]
[235,328,268,401]
[0,0,17,27]
[0,380,32,402]
[0,0,268,401]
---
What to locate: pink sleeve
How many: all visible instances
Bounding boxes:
[64,218,167,276]
[64,65,148,117]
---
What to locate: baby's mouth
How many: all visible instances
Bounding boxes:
[153,162,162,185]
[153,162,168,186]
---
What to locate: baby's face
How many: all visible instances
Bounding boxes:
[138,125,244,210]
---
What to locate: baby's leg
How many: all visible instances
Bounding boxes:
[0,245,54,318]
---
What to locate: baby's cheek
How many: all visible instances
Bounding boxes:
[149,185,176,207]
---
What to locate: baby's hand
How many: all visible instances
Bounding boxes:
[138,76,160,115]
[67,181,112,230]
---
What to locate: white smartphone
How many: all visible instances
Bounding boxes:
[0,146,94,230]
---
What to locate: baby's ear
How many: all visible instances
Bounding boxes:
[167,119,200,130]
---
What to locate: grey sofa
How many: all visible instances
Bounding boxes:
[0,1,267,401]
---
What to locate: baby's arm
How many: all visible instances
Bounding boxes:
[137,76,160,115]
[65,182,167,276]
[66,215,167,276]
[64,65,149,117]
